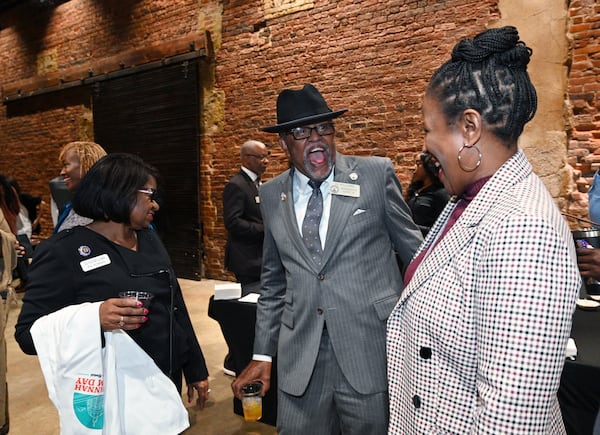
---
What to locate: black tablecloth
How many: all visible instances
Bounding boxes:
[209,294,599,432]
[559,308,600,434]
[207,295,278,426]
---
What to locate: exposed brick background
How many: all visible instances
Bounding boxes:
[567,0,600,224]
[205,0,500,278]
[0,0,594,280]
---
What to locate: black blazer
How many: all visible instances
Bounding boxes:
[406,184,450,236]
[223,170,264,279]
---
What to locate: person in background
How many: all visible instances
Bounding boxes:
[7,178,34,241]
[49,176,70,228]
[589,169,600,226]
[577,169,600,435]
[231,83,423,434]
[54,141,107,233]
[223,139,268,286]
[405,151,450,236]
[386,26,580,433]
[5,177,36,288]
[15,153,210,422]
[0,175,19,295]
[0,175,26,259]
[0,175,20,238]
[8,178,43,238]
[19,190,42,238]
[221,139,269,376]
[577,170,600,281]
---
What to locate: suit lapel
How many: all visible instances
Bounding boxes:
[280,156,359,271]
[278,170,320,269]
[399,202,475,304]
[321,154,358,267]
[240,170,259,195]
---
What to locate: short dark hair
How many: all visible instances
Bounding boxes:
[426,26,537,145]
[72,153,160,224]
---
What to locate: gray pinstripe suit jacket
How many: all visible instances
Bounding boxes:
[254,153,423,396]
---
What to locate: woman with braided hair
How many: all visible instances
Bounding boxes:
[387,26,580,433]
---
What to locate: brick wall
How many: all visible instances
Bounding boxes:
[0,91,92,235]
[204,0,500,278]
[0,0,586,280]
[0,0,205,235]
[566,0,600,225]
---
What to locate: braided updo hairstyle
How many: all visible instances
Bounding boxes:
[426,26,537,145]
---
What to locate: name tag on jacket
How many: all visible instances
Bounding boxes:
[330,182,360,197]
[80,254,111,272]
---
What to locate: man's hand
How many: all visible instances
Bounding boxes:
[577,247,600,281]
[231,360,272,399]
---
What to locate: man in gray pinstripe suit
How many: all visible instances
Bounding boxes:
[232,84,423,434]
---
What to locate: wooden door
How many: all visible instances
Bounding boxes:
[92,61,202,280]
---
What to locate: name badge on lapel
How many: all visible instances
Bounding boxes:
[330,181,360,198]
[255,195,260,204]
[80,254,111,272]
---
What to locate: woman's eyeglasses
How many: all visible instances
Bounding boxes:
[138,188,157,202]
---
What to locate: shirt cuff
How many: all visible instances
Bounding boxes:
[252,354,272,362]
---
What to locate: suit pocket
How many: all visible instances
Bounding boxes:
[373,293,399,321]
[281,293,294,329]
[347,208,376,227]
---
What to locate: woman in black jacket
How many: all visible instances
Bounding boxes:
[15,153,209,407]
[405,151,450,236]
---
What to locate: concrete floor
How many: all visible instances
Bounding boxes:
[5,278,277,435]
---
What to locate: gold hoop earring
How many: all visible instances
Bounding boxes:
[457,143,482,172]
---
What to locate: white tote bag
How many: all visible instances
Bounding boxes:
[31,302,189,435]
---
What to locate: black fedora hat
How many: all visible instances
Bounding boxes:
[262,84,347,133]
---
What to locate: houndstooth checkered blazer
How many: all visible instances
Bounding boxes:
[387,150,581,434]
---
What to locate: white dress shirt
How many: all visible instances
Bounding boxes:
[241,166,260,184]
[252,168,334,363]
[293,169,334,250]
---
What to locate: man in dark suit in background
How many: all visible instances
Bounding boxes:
[223,140,269,284]
[231,84,423,434]
[221,139,269,375]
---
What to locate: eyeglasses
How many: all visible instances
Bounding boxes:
[245,152,270,160]
[286,123,335,140]
[138,188,157,202]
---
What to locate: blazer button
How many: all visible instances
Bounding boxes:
[419,347,432,359]
[318,273,325,280]
[412,395,421,409]
[317,308,324,315]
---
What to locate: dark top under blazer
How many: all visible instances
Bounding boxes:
[15,226,208,389]
[223,170,264,280]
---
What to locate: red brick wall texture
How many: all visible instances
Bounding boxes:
[0,0,594,279]
[567,0,600,214]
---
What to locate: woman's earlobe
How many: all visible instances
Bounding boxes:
[462,109,482,141]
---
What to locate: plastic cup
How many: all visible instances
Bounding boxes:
[118,290,154,308]
[241,382,262,421]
